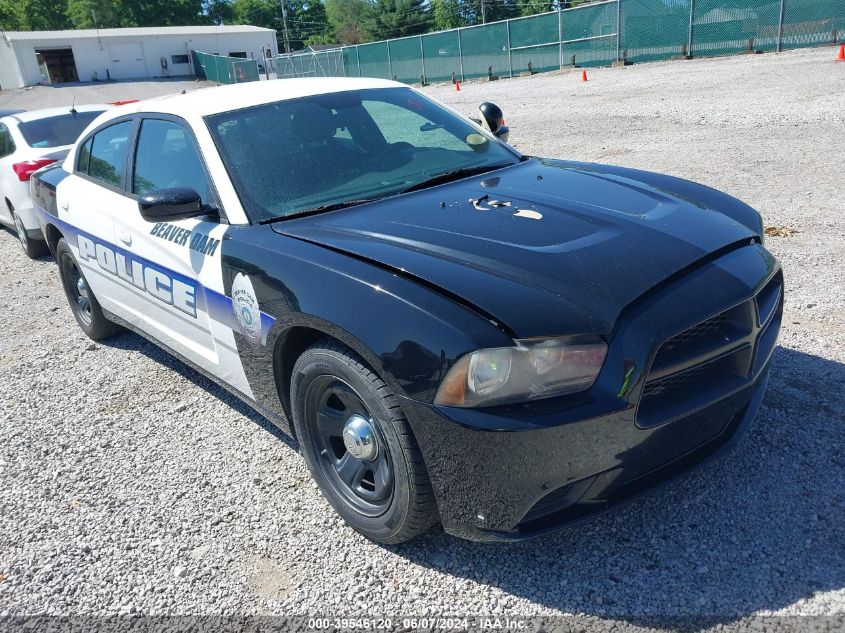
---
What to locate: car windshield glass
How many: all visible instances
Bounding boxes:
[18,111,105,148]
[205,87,519,222]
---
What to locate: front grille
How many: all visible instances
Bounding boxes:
[638,272,782,428]
[661,312,728,355]
[642,355,728,400]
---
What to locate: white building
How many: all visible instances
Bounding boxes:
[0,25,278,90]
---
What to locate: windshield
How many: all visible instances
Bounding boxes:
[18,111,105,148]
[205,87,519,222]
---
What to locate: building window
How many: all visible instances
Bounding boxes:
[171,54,190,65]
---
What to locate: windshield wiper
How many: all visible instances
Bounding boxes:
[399,163,516,194]
[260,198,376,224]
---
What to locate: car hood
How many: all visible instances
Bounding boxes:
[273,158,759,338]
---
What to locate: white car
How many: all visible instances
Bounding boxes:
[0,105,110,257]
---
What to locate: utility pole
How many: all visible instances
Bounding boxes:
[280,0,291,54]
[91,10,103,50]
[481,0,486,24]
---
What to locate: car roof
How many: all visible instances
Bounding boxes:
[5,104,112,124]
[114,77,406,119]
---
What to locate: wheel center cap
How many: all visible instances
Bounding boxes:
[342,414,378,461]
[76,277,88,298]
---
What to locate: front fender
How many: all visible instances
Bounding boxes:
[220,224,513,425]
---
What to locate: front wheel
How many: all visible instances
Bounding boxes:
[290,341,438,543]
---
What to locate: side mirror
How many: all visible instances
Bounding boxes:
[478,102,509,143]
[138,188,207,222]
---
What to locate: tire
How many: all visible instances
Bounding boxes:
[12,210,48,259]
[290,340,438,543]
[56,238,122,340]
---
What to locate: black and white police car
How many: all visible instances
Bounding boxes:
[33,78,782,543]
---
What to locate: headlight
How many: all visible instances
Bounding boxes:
[434,335,607,408]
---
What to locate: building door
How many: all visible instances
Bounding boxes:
[35,49,78,83]
[109,43,147,79]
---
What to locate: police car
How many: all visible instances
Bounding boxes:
[32,78,782,543]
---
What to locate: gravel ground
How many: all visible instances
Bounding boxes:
[0,46,843,628]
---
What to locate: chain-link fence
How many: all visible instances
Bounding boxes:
[191,50,261,85]
[276,0,843,83]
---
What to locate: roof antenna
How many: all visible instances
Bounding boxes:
[70,96,77,115]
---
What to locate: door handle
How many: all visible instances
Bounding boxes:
[117,229,132,246]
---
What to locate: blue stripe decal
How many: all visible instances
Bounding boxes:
[37,206,276,344]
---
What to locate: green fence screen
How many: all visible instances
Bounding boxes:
[510,12,560,74]
[621,0,691,63]
[275,0,844,83]
[561,1,619,67]
[460,22,510,79]
[192,51,260,84]
[357,42,391,79]
[421,31,462,83]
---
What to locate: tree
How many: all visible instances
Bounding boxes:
[1,0,71,30]
[123,0,208,26]
[432,0,472,30]
[480,0,520,23]
[205,0,234,24]
[66,0,210,28]
[232,0,330,51]
[324,0,370,44]
[516,0,555,16]
[0,0,27,29]
[362,0,430,40]
[286,0,331,49]
[66,0,125,28]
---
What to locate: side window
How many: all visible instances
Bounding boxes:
[132,119,211,203]
[88,120,133,188]
[77,137,92,174]
[0,124,16,158]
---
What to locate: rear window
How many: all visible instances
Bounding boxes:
[18,111,105,148]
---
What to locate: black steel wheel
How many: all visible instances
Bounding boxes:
[56,238,122,340]
[62,252,93,327]
[304,377,394,516]
[291,340,438,543]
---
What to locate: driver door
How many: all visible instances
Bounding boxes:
[110,115,241,388]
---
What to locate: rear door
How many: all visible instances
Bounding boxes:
[110,115,250,392]
[55,118,136,312]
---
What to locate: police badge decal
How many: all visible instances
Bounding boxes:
[231,273,263,346]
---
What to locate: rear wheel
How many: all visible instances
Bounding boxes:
[12,209,48,259]
[290,341,438,543]
[56,238,122,340]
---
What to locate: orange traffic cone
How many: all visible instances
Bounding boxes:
[455,81,461,91]
[581,69,588,82]
[837,44,845,61]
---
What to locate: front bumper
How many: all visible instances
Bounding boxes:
[402,243,782,542]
